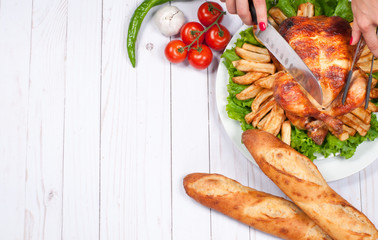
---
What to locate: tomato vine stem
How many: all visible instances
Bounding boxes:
[179,7,226,53]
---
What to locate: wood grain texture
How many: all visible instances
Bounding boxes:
[361,159,378,227]
[130,0,172,238]
[100,0,137,239]
[23,0,67,239]
[100,0,171,239]
[207,8,253,240]
[171,1,213,239]
[328,172,361,210]
[62,0,102,239]
[0,0,32,239]
[209,73,252,240]
[0,0,377,239]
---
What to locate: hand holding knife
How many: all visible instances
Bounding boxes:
[247,0,323,105]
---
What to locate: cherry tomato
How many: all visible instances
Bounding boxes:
[165,40,187,63]
[205,24,231,51]
[197,2,224,27]
[188,45,213,70]
[180,22,205,45]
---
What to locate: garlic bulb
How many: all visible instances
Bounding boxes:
[153,5,186,37]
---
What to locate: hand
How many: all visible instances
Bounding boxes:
[351,0,378,57]
[220,0,267,30]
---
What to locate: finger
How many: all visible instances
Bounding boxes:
[351,17,362,45]
[253,0,267,29]
[362,27,378,58]
[226,0,237,14]
[236,0,253,25]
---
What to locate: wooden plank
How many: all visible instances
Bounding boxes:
[100,0,138,238]
[61,0,102,239]
[328,173,361,209]
[207,7,252,239]
[23,0,67,239]
[0,0,32,239]
[100,0,171,239]
[360,159,378,227]
[130,1,171,239]
[170,1,212,239]
[208,128,251,240]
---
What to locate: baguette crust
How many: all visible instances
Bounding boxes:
[184,173,331,240]
[242,129,378,240]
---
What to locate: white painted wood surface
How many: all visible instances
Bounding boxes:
[0,0,377,239]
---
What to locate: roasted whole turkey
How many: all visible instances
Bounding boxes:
[273,16,368,144]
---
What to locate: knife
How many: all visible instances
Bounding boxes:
[248,0,323,105]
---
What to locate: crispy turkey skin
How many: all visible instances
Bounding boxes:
[272,16,367,144]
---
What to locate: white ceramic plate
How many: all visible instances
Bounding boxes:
[216,25,378,182]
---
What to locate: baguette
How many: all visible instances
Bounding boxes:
[184,173,332,240]
[242,129,378,240]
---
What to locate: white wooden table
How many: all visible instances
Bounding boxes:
[1,0,377,239]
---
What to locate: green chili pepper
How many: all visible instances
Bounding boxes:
[127,0,171,68]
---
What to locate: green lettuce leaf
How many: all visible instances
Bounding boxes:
[268,0,353,21]
[222,22,378,160]
[317,0,337,16]
[239,28,263,47]
[266,0,277,11]
[276,0,296,17]
[333,0,353,22]
[370,73,378,106]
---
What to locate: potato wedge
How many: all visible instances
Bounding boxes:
[235,47,271,63]
[245,97,275,124]
[251,89,274,112]
[343,124,357,137]
[357,53,373,64]
[255,71,285,89]
[360,45,370,57]
[257,112,270,129]
[262,104,285,136]
[337,113,370,136]
[336,132,350,141]
[368,102,378,112]
[268,16,279,30]
[232,72,269,85]
[297,3,314,17]
[370,77,378,89]
[233,60,276,74]
[281,120,291,145]
[252,101,276,127]
[236,84,263,100]
[242,43,269,55]
[351,107,371,124]
[358,59,378,73]
[370,88,378,99]
[328,124,350,141]
[268,7,287,25]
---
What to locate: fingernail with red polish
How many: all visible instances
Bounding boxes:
[349,36,353,45]
[259,22,266,31]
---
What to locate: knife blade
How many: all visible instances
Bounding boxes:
[248,0,323,105]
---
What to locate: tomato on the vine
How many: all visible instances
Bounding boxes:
[188,45,213,70]
[180,22,205,45]
[197,2,224,27]
[205,24,231,51]
[165,40,187,63]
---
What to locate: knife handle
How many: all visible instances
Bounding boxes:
[248,0,258,25]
